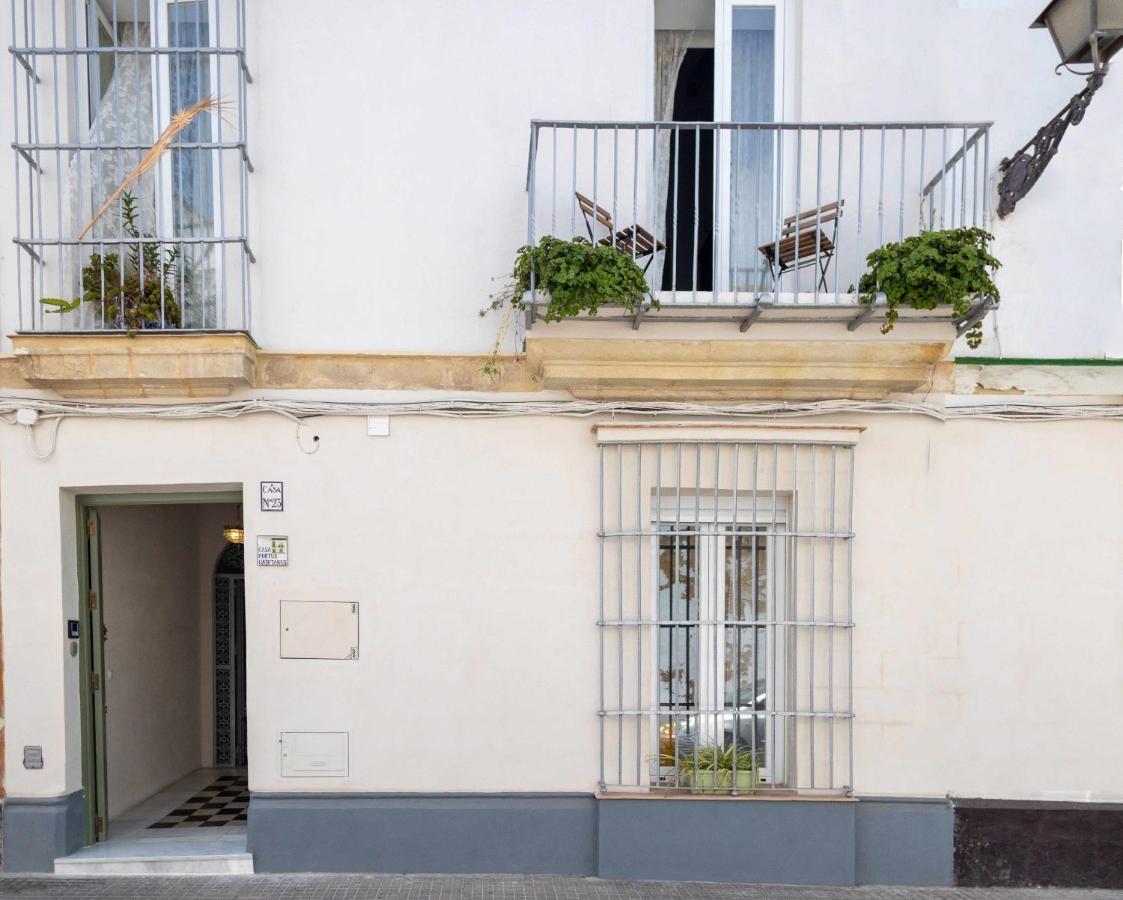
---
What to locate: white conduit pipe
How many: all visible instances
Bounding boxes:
[6,397,1123,461]
[4,397,1123,424]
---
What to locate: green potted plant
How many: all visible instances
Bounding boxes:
[479,235,654,378]
[675,743,758,793]
[857,226,1000,349]
[40,191,184,329]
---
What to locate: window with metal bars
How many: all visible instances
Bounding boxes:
[9,0,253,332]
[598,432,855,796]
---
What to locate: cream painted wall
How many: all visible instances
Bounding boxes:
[2,0,1118,358]
[99,504,203,818]
[2,411,1121,802]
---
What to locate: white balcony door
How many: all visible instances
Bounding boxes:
[714,1,784,296]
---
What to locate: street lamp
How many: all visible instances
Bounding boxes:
[1033,0,1123,67]
[997,0,1123,217]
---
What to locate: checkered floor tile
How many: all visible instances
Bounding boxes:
[147,775,248,829]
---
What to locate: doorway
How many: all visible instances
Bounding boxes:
[662,47,714,294]
[77,492,248,851]
[213,542,247,768]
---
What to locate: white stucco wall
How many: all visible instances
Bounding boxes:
[246,0,653,355]
[99,504,204,818]
[801,0,1123,358]
[2,409,1121,802]
[1,0,1119,358]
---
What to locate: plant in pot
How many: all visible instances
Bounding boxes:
[39,97,220,329]
[675,743,758,793]
[857,226,1000,349]
[479,235,654,378]
[40,192,184,329]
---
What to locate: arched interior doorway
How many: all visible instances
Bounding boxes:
[214,542,247,767]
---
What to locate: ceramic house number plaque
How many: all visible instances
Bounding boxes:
[257,534,289,567]
[260,481,284,511]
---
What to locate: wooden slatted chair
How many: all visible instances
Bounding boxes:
[757,200,844,291]
[575,191,666,273]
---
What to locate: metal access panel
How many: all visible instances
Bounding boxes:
[280,732,349,777]
[280,601,359,660]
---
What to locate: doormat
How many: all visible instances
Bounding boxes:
[148,775,248,828]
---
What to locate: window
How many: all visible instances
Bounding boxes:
[86,2,118,125]
[728,6,776,292]
[9,0,251,332]
[655,500,785,787]
[162,0,219,324]
[598,430,855,795]
[715,1,785,294]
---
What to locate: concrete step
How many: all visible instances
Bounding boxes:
[54,850,253,875]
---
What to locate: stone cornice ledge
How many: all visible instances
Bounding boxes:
[257,352,535,391]
[11,332,258,399]
[4,335,954,400]
[526,337,954,400]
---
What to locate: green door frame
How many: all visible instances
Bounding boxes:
[75,489,242,844]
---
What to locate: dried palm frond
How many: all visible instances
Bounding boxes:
[78,94,224,239]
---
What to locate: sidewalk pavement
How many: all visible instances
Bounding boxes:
[0,875,1120,899]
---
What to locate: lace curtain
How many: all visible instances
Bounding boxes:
[652,30,692,293]
[62,12,215,329]
[64,22,156,328]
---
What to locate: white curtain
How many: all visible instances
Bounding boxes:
[729,22,775,292]
[652,30,692,292]
[64,22,157,328]
[62,8,216,330]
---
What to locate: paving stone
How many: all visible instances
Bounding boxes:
[0,875,1119,900]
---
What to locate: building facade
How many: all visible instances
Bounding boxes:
[1,0,1122,887]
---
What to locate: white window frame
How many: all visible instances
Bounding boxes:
[714,0,787,124]
[713,0,787,297]
[85,1,118,128]
[650,493,789,787]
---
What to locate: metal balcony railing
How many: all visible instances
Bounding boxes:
[9,0,253,333]
[525,120,993,331]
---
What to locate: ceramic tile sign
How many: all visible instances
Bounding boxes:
[257,534,289,567]
[260,480,284,511]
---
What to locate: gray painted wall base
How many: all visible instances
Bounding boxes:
[249,794,596,875]
[598,797,856,885]
[857,797,954,886]
[2,791,85,873]
[249,792,952,885]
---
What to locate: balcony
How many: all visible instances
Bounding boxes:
[9,0,254,395]
[524,119,994,333]
[522,119,995,399]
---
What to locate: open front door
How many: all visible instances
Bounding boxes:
[80,508,109,843]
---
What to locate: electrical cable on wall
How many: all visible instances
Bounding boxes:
[3,396,1123,438]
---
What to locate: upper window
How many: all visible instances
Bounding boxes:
[9,0,253,333]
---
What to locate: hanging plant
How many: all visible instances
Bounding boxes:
[858,226,1000,349]
[479,235,654,378]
